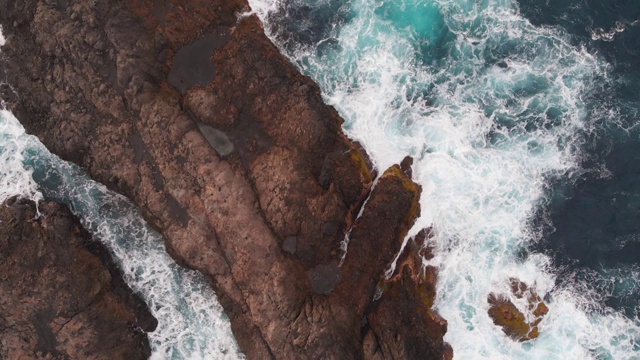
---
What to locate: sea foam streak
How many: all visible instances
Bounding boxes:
[0,111,244,359]
[249,0,640,358]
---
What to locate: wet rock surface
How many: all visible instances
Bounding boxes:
[0,1,448,358]
[364,227,452,360]
[168,29,231,94]
[488,279,549,341]
[0,198,153,359]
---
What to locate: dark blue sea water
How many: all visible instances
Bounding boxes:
[518,0,640,321]
[251,0,640,357]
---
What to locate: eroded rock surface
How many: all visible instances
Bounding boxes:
[488,279,549,341]
[0,1,447,358]
[0,198,154,359]
[365,228,452,360]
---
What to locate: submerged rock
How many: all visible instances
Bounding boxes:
[0,198,154,359]
[487,278,549,341]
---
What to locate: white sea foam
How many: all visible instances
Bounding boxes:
[0,26,5,47]
[249,0,640,358]
[591,23,624,42]
[590,20,636,42]
[0,110,43,204]
[0,109,244,359]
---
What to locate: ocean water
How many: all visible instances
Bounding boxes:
[248,0,640,358]
[518,0,640,323]
[0,33,243,359]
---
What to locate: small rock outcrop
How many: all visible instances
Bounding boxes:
[488,278,549,341]
[0,198,155,359]
[365,227,453,360]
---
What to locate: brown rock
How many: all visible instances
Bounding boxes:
[0,198,153,359]
[0,1,448,358]
[365,230,451,360]
[487,279,549,341]
[400,156,414,178]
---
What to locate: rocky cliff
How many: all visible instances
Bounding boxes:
[0,1,448,358]
[0,198,155,359]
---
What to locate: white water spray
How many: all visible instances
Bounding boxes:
[0,26,5,47]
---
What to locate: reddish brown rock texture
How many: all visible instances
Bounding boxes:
[364,228,452,360]
[0,198,154,359]
[0,1,448,358]
[488,279,549,341]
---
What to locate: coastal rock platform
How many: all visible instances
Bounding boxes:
[0,1,449,358]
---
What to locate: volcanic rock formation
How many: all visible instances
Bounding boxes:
[0,1,449,358]
[365,228,452,360]
[0,198,154,359]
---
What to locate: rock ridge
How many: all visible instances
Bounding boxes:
[0,1,448,358]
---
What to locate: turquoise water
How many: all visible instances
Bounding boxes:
[0,109,244,359]
[249,0,640,358]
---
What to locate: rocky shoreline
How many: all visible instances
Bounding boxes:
[1,1,449,358]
